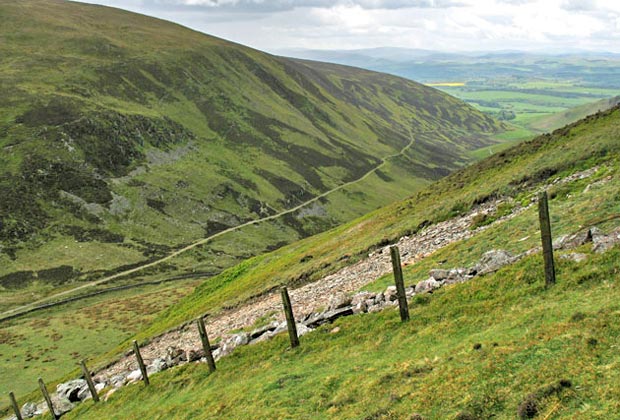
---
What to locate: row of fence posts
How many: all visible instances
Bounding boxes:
[7,191,557,419]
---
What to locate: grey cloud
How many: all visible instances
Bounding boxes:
[562,0,597,11]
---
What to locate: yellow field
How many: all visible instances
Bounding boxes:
[426,82,466,87]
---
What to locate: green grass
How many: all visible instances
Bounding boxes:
[66,246,620,419]
[0,280,199,397]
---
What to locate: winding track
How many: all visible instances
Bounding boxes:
[1,132,417,320]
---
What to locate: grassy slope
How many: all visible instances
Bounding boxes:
[0,0,502,308]
[68,110,620,419]
[69,250,620,419]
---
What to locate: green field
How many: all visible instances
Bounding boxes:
[436,80,619,134]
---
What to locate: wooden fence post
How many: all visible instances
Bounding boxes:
[390,246,410,322]
[280,287,299,348]
[9,391,23,420]
[79,360,100,402]
[132,340,150,386]
[196,317,217,373]
[38,378,58,420]
[538,191,556,286]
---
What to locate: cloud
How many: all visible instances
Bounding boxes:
[562,0,597,11]
[77,0,620,52]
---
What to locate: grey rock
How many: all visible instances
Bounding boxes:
[429,269,449,280]
[374,292,385,305]
[51,396,75,416]
[21,402,37,418]
[250,321,279,339]
[591,227,620,253]
[328,293,352,311]
[166,346,187,365]
[352,300,368,314]
[368,303,384,313]
[415,278,442,294]
[57,379,88,402]
[351,291,374,306]
[296,323,312,336]
[147,357,168,374]
[231,333,250,347]
[110,374,127,388]
[187,349,205,362]
[385,286,398,302]
[127,369,142,382]
[303,306,354,328]
[475,249,516,275]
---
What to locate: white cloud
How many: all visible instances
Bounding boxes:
[77,0,620,52]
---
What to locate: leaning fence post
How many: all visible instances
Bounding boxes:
[196,317,217,373]
[390,246,410,322]
[9,391,23,420]
[38,378,58,420]
[538,191,556,286]
[132,340,150,386]
[280,287,299,348]
[79,360,100,402]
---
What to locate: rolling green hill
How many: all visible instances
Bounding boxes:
[526,95,620,133]
[65,101,620,419]
[0,0,504,311]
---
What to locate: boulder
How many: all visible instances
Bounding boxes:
[328,293,352,311]
[352,300,368,314]
[474,249,516,275]
[384,286,398,302]
[166,346,187,365]
[110,374,127,388]
[21,402,37,418]
[374,292,385,305]
[296,323,312,337]
[351,291,374,307]
[126,369,142,382]
[414,278,442,294]
[147,357,168,374]
[429,269,449,281]
[592,227,620,253]
[554,230,592,250]
[56,379,88,402]
[250,321,279,340]
[50,396,74,417]
[302,306,354,328]
[187,349,205,362]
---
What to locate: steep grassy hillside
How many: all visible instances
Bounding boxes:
[66,106,620,419]
[0,0,503,309]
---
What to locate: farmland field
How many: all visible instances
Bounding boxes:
[286,49,620,136]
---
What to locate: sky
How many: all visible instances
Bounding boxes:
[77,0,620,54]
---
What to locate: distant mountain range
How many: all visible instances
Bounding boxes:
[278,47,620,85]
